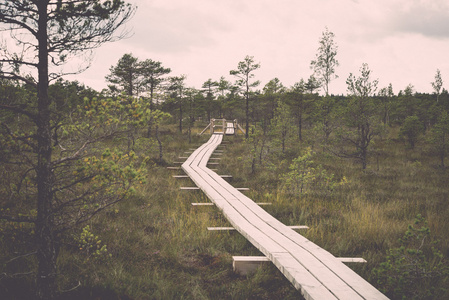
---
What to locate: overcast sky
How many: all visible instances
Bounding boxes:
[66,0,449,96]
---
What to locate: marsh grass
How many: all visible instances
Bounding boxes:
[2,122,448,299]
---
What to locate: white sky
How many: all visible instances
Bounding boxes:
[66,0,449,95]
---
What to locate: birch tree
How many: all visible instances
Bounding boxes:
[310,27,339,96]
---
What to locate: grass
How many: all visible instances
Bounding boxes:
[1,121,449,299]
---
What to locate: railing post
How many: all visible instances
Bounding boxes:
[210,119,214,134]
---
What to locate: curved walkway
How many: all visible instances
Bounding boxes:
[182,133,388,300]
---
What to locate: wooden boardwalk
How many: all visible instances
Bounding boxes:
[181,134,389,300]
[225,122,235,135]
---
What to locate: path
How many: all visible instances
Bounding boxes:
[181,133,389,300]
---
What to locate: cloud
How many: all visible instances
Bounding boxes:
[388,0,449,38]
[64,0,448,95]
[127,2,230,53]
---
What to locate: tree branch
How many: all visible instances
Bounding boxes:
[0,71,37,87]
[0,104,37,121]
[5,251,38,265]
[0,214,36,223]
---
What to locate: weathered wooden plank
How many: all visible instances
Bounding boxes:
[191,202,271,206]
[232,256,268,275]
[271,252,338,300]
[337,258,367,263]
[208,226,308,231]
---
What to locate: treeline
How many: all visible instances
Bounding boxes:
[3,52,448,172]
[96,50,449,170]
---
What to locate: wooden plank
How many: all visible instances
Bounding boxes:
[180,187,199,190]
[231,256,366,277]
[232,256,269,275]
[207,227,235,231]
[166,167,181,170]
[233,256,366,263]
[208,226,307,231]
[192,202,271,207]
[289,225,309,230]
[271,252,338,300]
[337,258,367,263]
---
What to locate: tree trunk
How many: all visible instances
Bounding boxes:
[156,124,163,164]
[298,106,302,141]
[36,2,58,299]
[441,134,445,168]
[179,101,183,133]
[147,116,153,138]
[282,130,286,153]
[245,95,249,139]
[360,126,368,170]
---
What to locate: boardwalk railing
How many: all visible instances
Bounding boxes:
[180,134,389,300]
[199,119,245,135]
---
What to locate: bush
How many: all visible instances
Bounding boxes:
[373,214,449,299]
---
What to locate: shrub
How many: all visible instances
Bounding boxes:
[373,214,449,299]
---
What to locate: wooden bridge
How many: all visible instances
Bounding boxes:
[177,133,389,300]
[199,119,245,135]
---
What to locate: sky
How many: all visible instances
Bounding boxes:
[65,0,449,96]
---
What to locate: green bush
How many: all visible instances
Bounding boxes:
[373,215,449,299]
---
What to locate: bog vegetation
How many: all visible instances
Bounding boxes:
[1,2,449,299]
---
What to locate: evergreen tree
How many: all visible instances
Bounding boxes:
[0,1,135,298]
[338,63,380,169]
[230,55,261,138]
